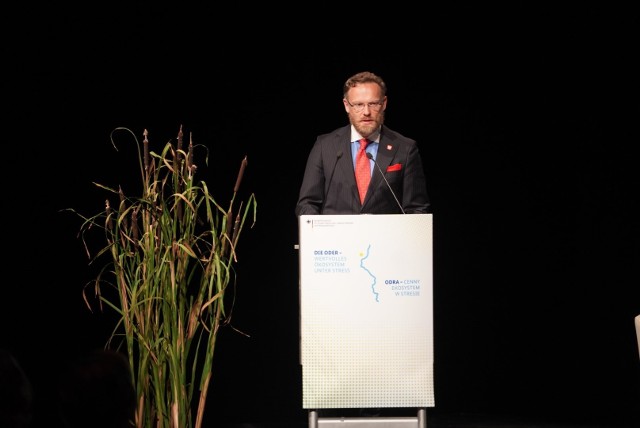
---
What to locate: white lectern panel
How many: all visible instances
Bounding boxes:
[299,214,434,409]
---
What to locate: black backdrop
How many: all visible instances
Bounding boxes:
[4,5,639,427]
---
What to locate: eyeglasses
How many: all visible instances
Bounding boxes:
[346,99,384,113]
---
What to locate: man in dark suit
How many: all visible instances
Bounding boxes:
[295,71,431,420]
[295,71,430,216]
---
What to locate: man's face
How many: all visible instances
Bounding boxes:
[343,82,387,138]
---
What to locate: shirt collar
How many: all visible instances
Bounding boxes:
[350,126,381,144]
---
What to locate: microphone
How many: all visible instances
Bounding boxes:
[366,152,405,214]
[320,150,343,213]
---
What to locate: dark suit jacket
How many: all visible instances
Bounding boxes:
[295,125,430,215]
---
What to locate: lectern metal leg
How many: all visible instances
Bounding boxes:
[417,408,427,428]
[309,410,319,428]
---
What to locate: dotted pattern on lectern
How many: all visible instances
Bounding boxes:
[302,319,434,408]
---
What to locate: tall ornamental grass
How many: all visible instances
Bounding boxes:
[69,126,257,428]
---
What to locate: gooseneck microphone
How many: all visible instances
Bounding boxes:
[320,150,343,213]
[366,152,405,214]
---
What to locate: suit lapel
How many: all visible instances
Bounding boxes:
[369,134,399,195]
[332,127,359,201]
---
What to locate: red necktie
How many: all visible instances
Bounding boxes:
[355,138,371,204]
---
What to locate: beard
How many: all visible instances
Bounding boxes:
[349,111,385,138]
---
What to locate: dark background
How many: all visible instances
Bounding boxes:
[3,4,639,427]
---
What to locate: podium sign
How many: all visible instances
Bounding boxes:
[299,214,434,409]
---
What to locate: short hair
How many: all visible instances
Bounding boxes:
[343,71,387,98]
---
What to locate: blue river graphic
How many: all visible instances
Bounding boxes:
[359,244,379,302]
